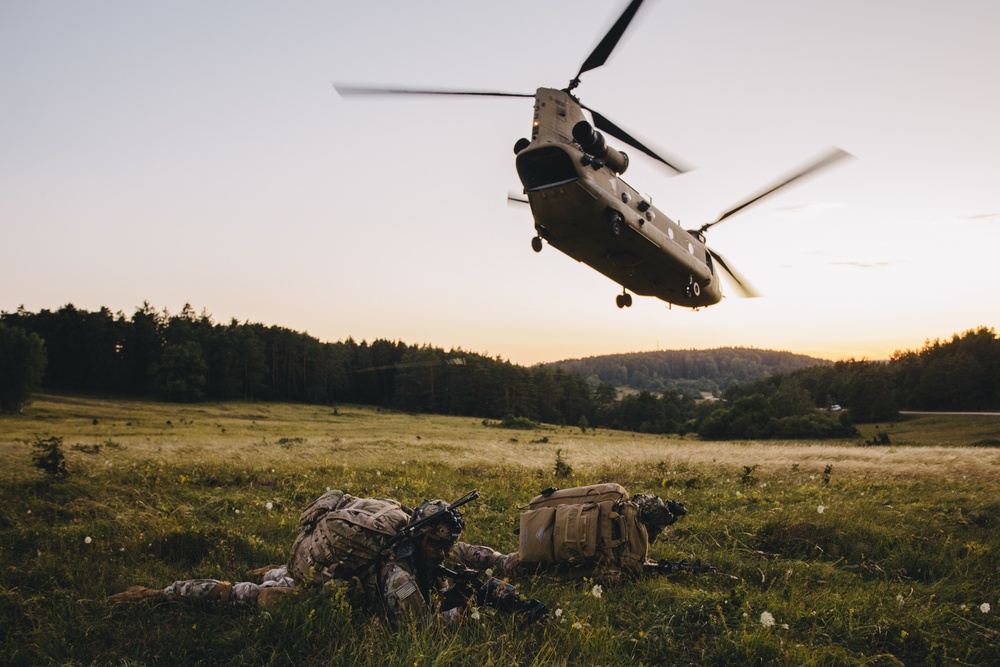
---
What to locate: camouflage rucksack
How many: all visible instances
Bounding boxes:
[518,483,648,573]
[288,490,412,587]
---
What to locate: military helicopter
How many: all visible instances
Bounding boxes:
[336,0,850,309]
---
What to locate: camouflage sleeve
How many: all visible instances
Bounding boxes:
[379,561,466,623]
[452,542,522,578]
[380,562,431,621]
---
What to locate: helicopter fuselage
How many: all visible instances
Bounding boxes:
[515,88,721,308]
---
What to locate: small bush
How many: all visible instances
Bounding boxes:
[30,436,68,478]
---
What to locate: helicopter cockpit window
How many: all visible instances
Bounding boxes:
[516,146,579,192]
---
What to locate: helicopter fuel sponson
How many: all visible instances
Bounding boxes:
[515,87,718,309]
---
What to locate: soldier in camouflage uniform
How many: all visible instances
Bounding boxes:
[110,498,474,622]
[452,493,683,578]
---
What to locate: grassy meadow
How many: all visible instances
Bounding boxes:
[2,394,999,665]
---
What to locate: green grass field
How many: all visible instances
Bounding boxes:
[2,394,999,665]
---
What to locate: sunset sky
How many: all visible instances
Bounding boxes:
[3,0,998,365]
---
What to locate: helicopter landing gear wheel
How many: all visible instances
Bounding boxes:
[615,292,633,309]
[531,236,543,253]
[608,212,623,237]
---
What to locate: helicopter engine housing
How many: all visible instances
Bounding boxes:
[572,121,629,174]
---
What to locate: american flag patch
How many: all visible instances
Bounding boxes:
[395,580,418,600]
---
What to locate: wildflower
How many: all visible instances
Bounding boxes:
[638,631,644,638]
[265,501,274,511]
[960,604,967,611]
[572,622,583,629]
[591,584,603,599]
[84,536,92,544]
[896,594,905,606]
[817,505,826,514]
[781,623,789,630]
[760,611,776,627]
[471,610,481,620]
[901,630,908,639]
[981,603,991,614]
[235,509,240,514]
[485,568,493,577]
[555,608,563,618]
[736,491,743,498]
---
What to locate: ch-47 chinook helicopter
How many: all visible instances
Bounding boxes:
[336,0,850,309]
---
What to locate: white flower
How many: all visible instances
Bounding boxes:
[896,594,905,606]
[960,604,967,611]
[235,509,240,514]
[760,611,776,627]
[485,568,493,577]
[982,603,991,614]
[265,502,274,511]
[781,623,789,629]
[591,584,603,599]
[84,536,92,544]
[817,505,826,514]
[471,610,481,620]
[555,608,563,618]
[572,622,583,629]
[809,475,816,480]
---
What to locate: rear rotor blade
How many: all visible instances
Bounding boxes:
[699,147,853,233]
[334,84,533,100]
[708,248,760,299]
[587,107,692,173]
[573,0,646,86]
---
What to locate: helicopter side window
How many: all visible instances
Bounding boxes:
[516,146,579,192]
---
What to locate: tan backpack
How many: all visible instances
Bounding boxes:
[518,483,648,573]
[287,490,412,587]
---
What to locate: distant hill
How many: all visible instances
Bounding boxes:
[543,347,831,395]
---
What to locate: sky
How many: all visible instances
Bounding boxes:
[2,0,998,366]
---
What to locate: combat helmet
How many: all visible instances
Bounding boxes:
[408,499,465,544]
[631,494,686,543]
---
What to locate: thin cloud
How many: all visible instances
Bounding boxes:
[831,261,895,269]
[964,213,1000,223]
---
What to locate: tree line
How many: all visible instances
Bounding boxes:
[2,304,997,440]
[546,347,828,394]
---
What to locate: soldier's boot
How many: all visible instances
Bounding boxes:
[206,582,233,604]
[257,586,292,607]
[246,565,284,583]
[108,586,167,605]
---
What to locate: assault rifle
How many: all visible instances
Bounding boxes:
[385,489,480,559]
[437,565,549,623]
[644,558,717,575]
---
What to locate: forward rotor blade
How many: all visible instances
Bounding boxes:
[586,107,692,173]
[700,147,853,233]
[575,0,646,81]
[708,248,760,299]
[334,84,533,100]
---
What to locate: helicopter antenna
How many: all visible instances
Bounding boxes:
[569,0,646,91]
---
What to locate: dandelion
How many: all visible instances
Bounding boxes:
[591,584,603,599]
[84,536,92,544]
[760,611,776,627]
[981,603,991,614]
[265,502,274,511]
[817,505,826,514]
[901,630,908,639]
